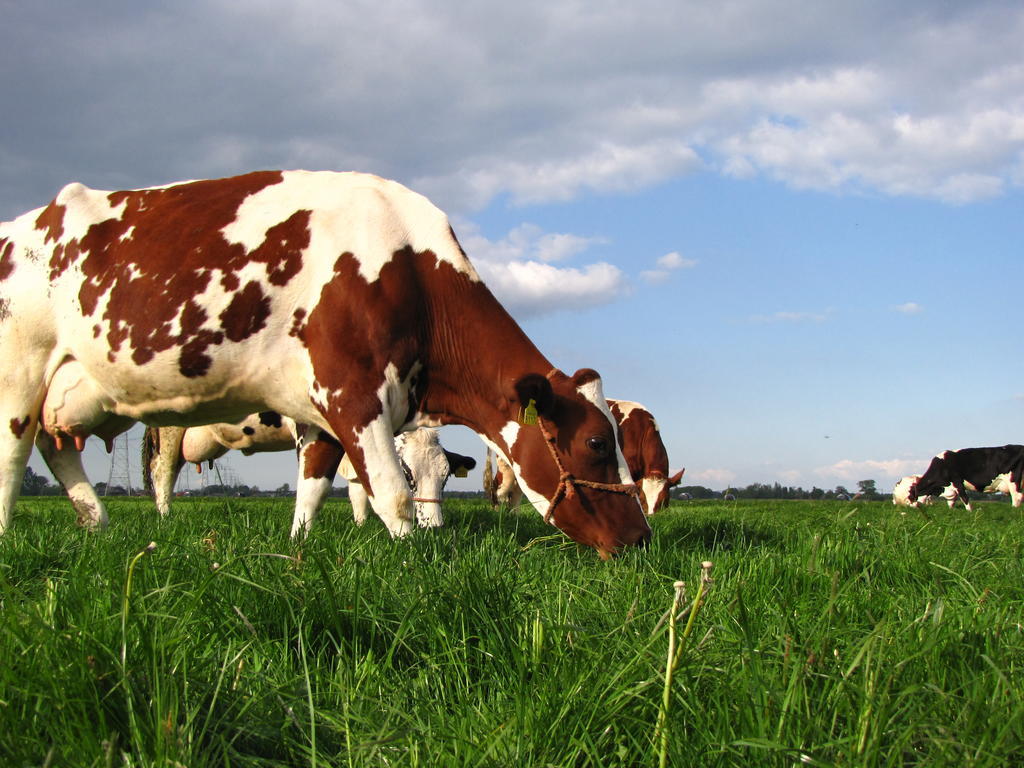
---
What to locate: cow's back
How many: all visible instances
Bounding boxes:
[7,170,476,427]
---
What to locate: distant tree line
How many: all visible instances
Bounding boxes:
[23,466,892,502]
[674,479,886,501]
[18,468,331,499]
[18,469,1011,504]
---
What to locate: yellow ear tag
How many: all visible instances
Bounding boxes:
[455,467,469,478]
[519,398,539,426]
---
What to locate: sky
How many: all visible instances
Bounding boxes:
[3,0,1023,497]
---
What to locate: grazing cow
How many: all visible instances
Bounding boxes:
[141,411,296,517]
[483,398,683,515]
[892,446,1024,511]
[0,170,649,556]
[143,419,474,530]
[340,428,476,528]
[892,475,934,507]
[483,447,524,509]
[607,399,684,514]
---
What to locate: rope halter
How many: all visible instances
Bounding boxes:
[401,456,445,505]
[537,417,640,524]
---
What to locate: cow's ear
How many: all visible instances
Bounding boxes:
[512,373,555,419]
[668,469,685,486]
[570,368,602,388]
[444,451,477,476]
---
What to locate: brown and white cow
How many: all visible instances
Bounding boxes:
[0,170,649,556]
[143,418,475,531]
[484,399,683,515]
[142,411,296,517]
[483,447,525,510]
[607,399,684,514]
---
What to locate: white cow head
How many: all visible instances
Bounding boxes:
[892,475,934,507]
[396,428,454,527]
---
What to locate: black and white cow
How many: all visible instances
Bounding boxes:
[892,445,1024,511]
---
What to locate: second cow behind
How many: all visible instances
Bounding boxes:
[142,415,476,533]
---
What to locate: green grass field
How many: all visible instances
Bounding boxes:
[1,496,1022,767]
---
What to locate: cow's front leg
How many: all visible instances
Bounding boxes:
[1009,480,1022,508]
[291,426,342,539]
[347,413,415,538]
[35,431,108,528]
[954,481,973,512]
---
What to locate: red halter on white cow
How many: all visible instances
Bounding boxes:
[339,427,475,529]
[0,170,649,556]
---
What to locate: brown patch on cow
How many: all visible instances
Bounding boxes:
[220,281,271,342]
[92,324,101,338]
[220,271,240,292]
[0,298,10,322]
[178,329,225,378]
[9,415,31,438]
[289,308,307,339]
[252,210,310,286]
[302,247,433,439]
[0,239,14,281]
[38,172,298,375]
[48,240,81,283]
[34,202,66,243]
[301,431,343,480]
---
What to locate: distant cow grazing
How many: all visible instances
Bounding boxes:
[484,398,683,515]
[483,448,524,509]
[892,475,930,507]
[892,445,1024,511]
[607,399,684,514]
[143,419,474,531]
[0,170,649,556]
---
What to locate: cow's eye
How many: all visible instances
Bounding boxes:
[587,436,609,456]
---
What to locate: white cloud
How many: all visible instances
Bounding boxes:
[477,260,627,318]
[427,139,702,210]
[657,252,697,270]
[4,2,1024,214]
[893,302,923,315]
[777,469,804,485]
[457,221,629,317]
[461,223,605,265]
[640,250,698,284]
[814,458,927,485]
[687,468,737,489]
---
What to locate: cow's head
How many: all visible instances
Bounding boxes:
[502,368,651,558]
[639,468,685,515]
[892,475,923,507]
[397,429,452,528]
